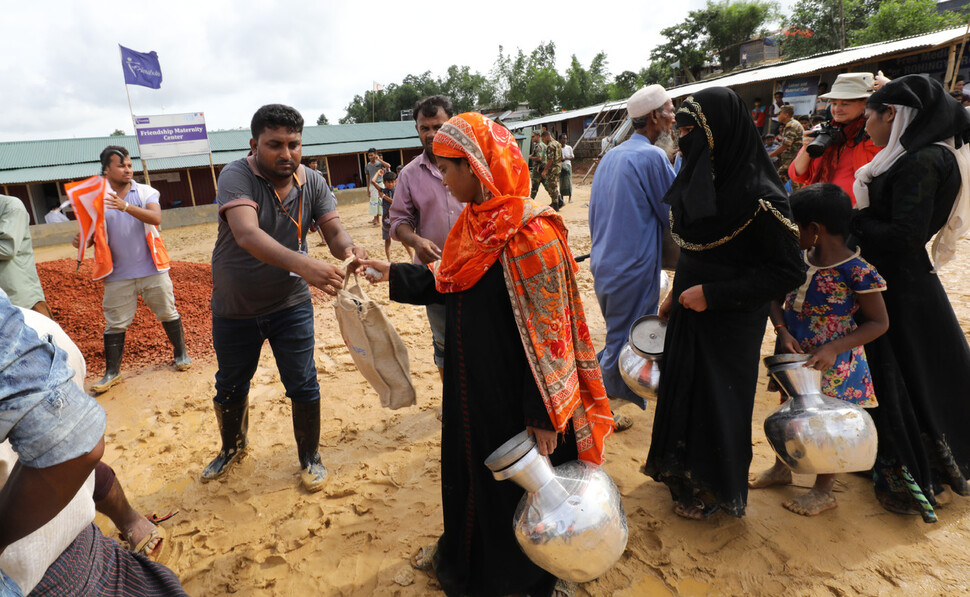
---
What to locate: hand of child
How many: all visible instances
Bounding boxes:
[805,344,839,371]
[775,329,803,355]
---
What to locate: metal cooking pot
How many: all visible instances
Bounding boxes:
[484,431,628,583]
[763,353,878,474]
[618,315,666,402]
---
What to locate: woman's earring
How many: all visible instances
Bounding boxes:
[812,234,818,246]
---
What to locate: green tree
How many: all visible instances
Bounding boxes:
[316,113,329,125]
[608,70,643,100]
[782,0,882,59]
[110,128,125,136]
[852,0,965,45]
[702,0,778,65]
[651,19,709,82]
[640,62,675,87]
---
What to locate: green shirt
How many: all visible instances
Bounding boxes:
[0,195,45,309]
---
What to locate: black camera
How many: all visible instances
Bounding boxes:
[805,123,844,158]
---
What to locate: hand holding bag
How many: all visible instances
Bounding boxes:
[334,263,417,410]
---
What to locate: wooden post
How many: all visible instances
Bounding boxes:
[208,153,218,193]
[186,168,196,206]
[399,149,404,168]
[945,44,958,91]
[950,23,970,91]
[323,156,332,187]
[2,185,7,195]
[141,159,152,186]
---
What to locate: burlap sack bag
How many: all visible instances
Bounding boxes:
[334,265,416,409]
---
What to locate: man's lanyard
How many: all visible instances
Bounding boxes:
[272,173,303,248]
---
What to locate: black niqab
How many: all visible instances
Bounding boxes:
[663,87,794,248]
[868,74,970,151]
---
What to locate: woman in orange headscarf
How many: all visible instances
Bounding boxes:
[360,113,613,597]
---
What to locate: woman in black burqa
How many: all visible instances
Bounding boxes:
[850,74,970,522]
[643,87,804,519]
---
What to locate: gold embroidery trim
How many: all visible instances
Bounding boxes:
[677,96,714,153]
[670,199,800,251]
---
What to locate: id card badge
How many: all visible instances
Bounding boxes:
[290,240,309,278]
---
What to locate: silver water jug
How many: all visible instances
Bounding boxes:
[763,354,878,474]
[484,431,628,583]
[618,314,666,403]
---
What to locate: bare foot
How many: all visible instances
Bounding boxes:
[749,461,792,489]
[121,516,162,558]
[936,485,954,507]
[783,488,838,516]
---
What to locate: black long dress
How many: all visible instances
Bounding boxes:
[853,145,970,519]
[644,209,804,517]
[389,261,576,597]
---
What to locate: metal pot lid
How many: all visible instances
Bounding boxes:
[629,315,666,358]
[763,353,811,368]
[484,430,536,472]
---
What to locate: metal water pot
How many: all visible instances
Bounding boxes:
[484,431,628,583]
[763,354,878,474]
[618,315,666,403]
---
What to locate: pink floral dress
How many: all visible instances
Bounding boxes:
[782,249,886,407]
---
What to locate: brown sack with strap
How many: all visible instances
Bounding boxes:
[334,261,417,409]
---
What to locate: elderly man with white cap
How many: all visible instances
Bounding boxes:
[588,84,676,422]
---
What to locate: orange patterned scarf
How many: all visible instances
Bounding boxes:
[432,113,614,464]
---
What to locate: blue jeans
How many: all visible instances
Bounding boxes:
[212,300,319,405]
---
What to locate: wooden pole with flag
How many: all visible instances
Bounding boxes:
[122,79,152,186]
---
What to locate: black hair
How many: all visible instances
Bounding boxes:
[631,115,649,129]
[958,75,966,83]
[367,148,377,154]
[100,145,129,173]
[382,171,397,183]
[864,100,892,114]
[251,104,303,140]
[413,95,454,121]
[788,183,853,237]
[753,97,763,103]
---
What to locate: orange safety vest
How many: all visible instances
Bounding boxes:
[65,177,170,280]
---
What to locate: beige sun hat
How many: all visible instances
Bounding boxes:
[819,73,875,100]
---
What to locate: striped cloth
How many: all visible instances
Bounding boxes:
[28,524,186,597]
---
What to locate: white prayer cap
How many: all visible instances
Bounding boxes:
[627,85,670,118]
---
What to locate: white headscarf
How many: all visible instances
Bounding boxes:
[854,105,970,270]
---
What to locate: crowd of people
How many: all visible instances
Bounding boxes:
[2,67,970,596]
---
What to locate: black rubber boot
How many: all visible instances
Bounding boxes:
[91,332,125,394]
[292,400,327,492]
[200,399,249,482]
[161,318,192,371]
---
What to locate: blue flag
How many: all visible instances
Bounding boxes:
[120,45,162,89]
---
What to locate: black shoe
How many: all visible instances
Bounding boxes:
[292,400,327,491]
[91,332,125,394]
[162,318,192,371]
[201,399,249,482]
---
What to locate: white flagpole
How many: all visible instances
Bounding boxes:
[120,46,151,186]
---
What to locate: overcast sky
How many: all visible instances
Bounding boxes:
[0,0,790,142]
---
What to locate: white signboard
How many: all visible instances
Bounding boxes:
[133,112,210,160]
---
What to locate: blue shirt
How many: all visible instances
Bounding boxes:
[588,133,676,292]
[103,185,160,282]
[0,290,105,468]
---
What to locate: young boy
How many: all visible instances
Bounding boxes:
[375,170,413,261]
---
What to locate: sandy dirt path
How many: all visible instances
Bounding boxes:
[39,183,970,596]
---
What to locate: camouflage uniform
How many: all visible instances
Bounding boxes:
[529,139,546,199]
[540,139,563,209]
[776,119,805,189]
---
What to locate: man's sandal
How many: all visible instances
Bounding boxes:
[124,525,171,565]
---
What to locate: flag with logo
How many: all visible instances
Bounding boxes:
[65,175,112,278]
[120,45,163,89]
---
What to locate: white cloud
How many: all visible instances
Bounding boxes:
[0,0,734,141]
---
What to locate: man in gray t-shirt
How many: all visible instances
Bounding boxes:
[364,148,390,226]
[204,104,366,493]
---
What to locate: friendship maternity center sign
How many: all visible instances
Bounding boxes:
[133,113,211,160]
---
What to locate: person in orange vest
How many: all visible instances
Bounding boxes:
[72,145,190,393]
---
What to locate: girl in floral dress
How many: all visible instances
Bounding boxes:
[750,183,889,516]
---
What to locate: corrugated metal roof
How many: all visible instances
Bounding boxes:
[509,101,627,131]
[507,26,968,131]
[668,25,967,98]
[0,121,422,185]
